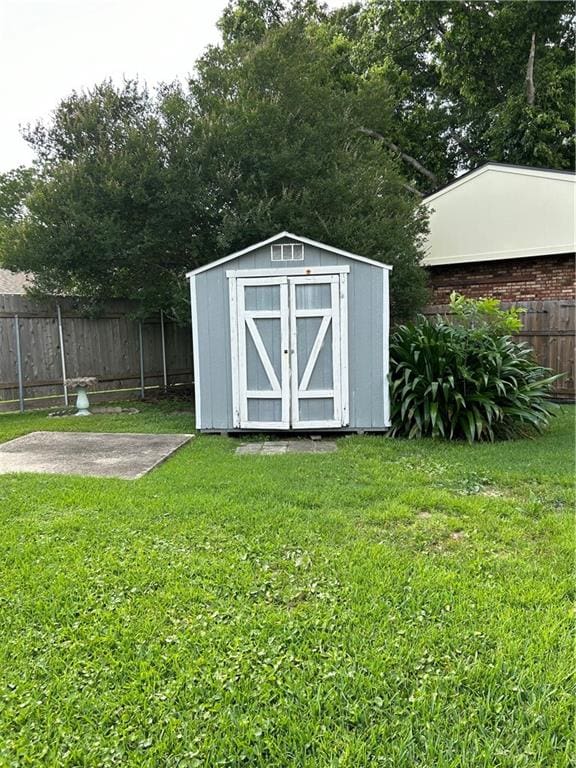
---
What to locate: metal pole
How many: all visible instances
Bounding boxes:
[160,309,168,390]
[138,321,145,399]
[56,304,69,406]
[13,315,24,413]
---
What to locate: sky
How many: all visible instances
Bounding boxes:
[0,0,349,173]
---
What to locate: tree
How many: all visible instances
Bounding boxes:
[189,13,429,319]
[217,0,325,45]
[5,9,429,320]
[0,166,36,257]
[336,0,574,192]
[430,0,575,170]
[2,81,211,318]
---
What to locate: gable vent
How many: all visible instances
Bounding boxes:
[271,243,304,261]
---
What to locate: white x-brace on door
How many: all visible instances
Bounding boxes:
[230,273,348,429]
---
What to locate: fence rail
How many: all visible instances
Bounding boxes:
[0,295,193,412]
[423,300,575,400]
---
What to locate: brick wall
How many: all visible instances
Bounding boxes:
[427,253,575,303]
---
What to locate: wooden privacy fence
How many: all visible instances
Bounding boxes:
[0,295,193,412]
[1,295,572,412]
[423,300,575,400]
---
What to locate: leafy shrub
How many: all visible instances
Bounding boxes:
[449,291,525,334]
[389,315,558,442]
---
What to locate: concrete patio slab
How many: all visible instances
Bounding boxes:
[0,431,193,479]
[236,440,337,456]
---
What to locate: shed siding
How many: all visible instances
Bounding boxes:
[194,241,387,430]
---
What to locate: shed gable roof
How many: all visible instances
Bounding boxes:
[186,232,392,277]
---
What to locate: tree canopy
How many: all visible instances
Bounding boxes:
[2,82,210,316]
[0,166,36,254]
[322,0,574,188]
[2,0,573,318]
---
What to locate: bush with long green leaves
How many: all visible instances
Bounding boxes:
[389,316,558,442]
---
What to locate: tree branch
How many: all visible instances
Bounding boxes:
[357,127,438,184]
[525,31,536,106]
[400,182,424,198]
[455,136,485,161]
[314,212,331,236]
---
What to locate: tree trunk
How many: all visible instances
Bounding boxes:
[357,127,438,185]
[525,32,536,106]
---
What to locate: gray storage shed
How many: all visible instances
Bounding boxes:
[187,232,391,432]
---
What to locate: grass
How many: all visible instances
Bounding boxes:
[0,403,573,767]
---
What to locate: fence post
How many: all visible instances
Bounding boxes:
[13,315,24,413]
[138,321,145,399]
[56,304,69,406]
[160,309,168,390]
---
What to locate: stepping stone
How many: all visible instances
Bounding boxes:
[261,443,289,455]
[236,440,337,455]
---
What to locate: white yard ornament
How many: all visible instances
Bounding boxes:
[66,377,98,416]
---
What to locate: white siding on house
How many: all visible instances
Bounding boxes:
[422,164,576,267]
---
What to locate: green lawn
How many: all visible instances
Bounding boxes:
[0,404,573,767]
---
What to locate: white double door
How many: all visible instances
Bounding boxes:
[230,273,349,429]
